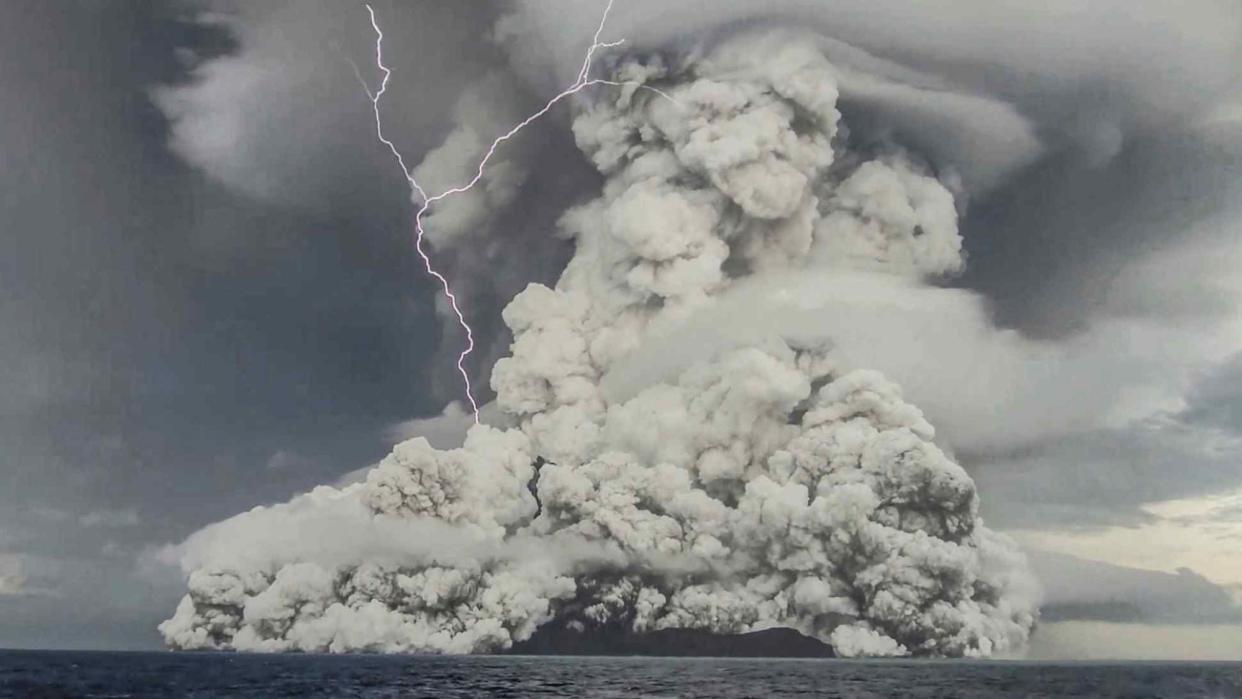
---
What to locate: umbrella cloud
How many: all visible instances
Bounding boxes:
[160,21,1040,657]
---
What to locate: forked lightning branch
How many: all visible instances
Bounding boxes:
[361,0,674,423]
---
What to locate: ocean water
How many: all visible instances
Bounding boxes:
[2,651,1240,698]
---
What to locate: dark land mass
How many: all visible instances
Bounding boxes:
[506,624,835,658]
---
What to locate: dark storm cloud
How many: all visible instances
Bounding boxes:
[968,342,1242,531]
[171,0,1242,394]
[961,126,1242,337]
[0,1,475,648]
[152,0,604,403]
[953,123,1242,532]
[971,416,1242,530]
[1181,353,1242,434]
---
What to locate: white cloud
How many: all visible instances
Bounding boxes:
[385,401,476,449]
[153,1,499,207]
[601,270,1206,456]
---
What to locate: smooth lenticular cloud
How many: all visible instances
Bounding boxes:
[502,0,1242,155]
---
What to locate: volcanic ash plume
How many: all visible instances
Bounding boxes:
[160,30,1038,657]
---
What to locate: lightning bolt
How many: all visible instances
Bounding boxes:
[361,0,676,424]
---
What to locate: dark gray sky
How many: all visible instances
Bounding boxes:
[2,0,1241,651]
[0,0,449,648]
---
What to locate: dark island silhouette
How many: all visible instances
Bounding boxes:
[506,622,835,658]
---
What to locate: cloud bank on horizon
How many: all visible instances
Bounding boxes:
[151,0,1242,656]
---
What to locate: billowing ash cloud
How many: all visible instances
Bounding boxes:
[160,29,1039,658]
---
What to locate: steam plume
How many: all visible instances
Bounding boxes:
[160,26,1037,657]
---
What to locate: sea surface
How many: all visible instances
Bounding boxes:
[2,651,1240,698]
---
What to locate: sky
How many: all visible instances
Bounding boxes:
[2,0,1242,657]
